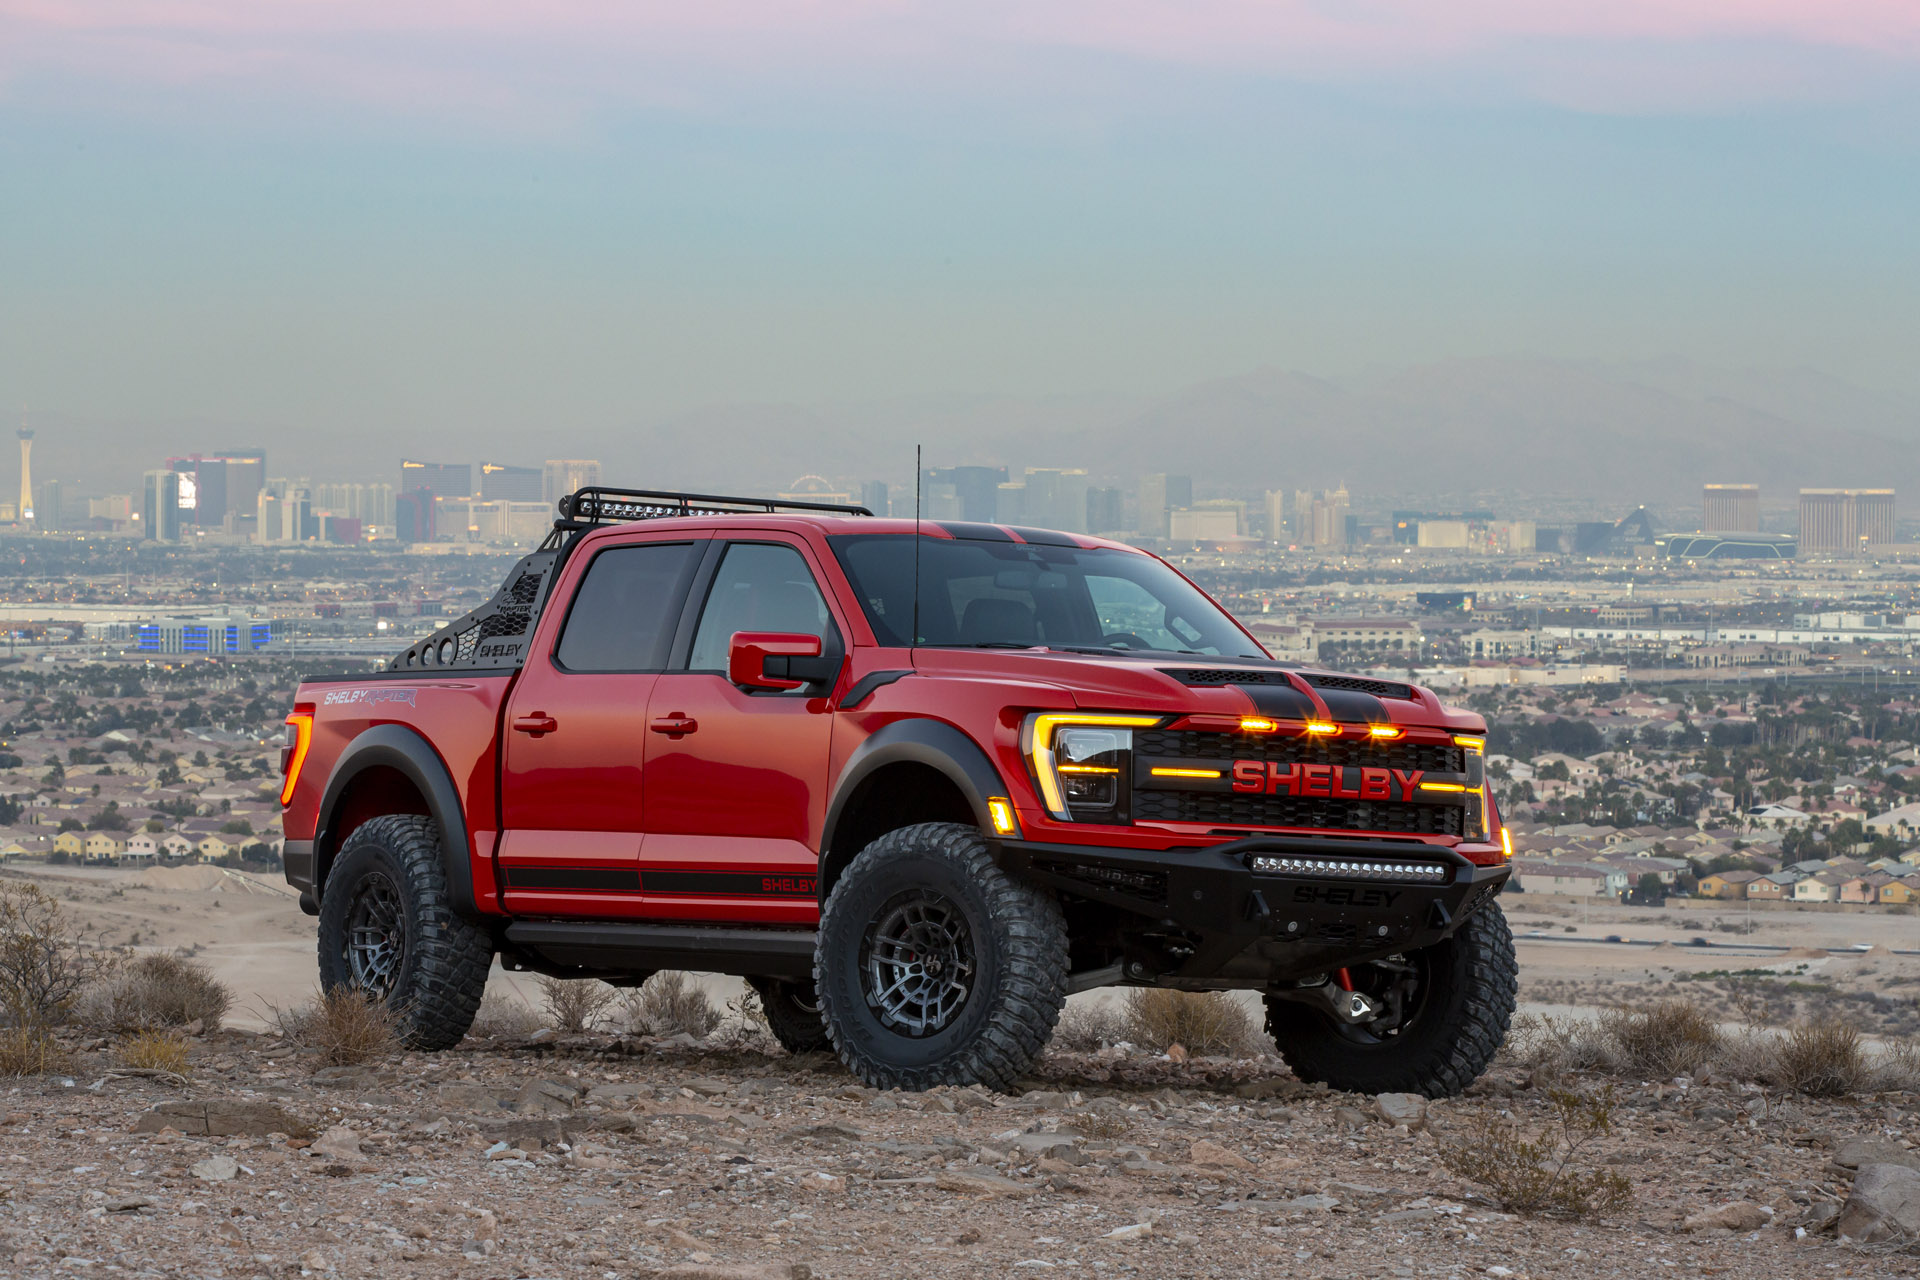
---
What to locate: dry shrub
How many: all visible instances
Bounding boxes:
[274,988,401,1067]
[1508,1013,1617,1079]
[620,972,721,1040]
[467,991,544,1040]
[0,1022,68,1077]
[1440,1086,1632,1220]
[1599,1000,1721,1079]
[78,952,231,1033]
[1122,989,1259,1057]
[536,976,617,1033]
[0,879,109,1026]
[1769,1017,1866,1097]
[1871,1036,1920,1093]
[119,1029,190,1076]
[1052,1001,1128,1052]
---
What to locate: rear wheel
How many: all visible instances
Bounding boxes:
[748,977,831,1055]
[1264,902,1516,1098]
[816,822,1068,1091]
[317,815,492,1050]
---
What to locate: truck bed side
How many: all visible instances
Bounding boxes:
[282,671,519,916]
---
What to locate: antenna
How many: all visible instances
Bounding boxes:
[912,444,922,651]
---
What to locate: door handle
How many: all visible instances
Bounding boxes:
[512,713,558,737]
[650,714,698,737]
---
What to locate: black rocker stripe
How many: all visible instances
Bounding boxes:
[503,866,642,892]
[643,870,819,898]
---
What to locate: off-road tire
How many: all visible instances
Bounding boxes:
[748,977,832,1055]
[1264,901,1517,1098]
[317,815,493,1050]
[816,822,1068,1092]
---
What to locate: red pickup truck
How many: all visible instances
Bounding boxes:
[282,487,1515,1095]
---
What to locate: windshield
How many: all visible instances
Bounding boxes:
[827,534,1267,658]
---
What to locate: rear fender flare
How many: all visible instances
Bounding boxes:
[819,718,1010,899]
[312,724,478,920]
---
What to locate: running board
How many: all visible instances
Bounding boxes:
[502,921,817,980]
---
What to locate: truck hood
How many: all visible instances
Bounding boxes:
[905,648,1479,733]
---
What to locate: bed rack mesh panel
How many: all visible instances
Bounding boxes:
[388,547,560,672]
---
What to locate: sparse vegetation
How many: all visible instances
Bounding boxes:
[0,1022,67,1077]
[77,951,230,1032]
[272,988,401,1066]
[535,975,617,1033]
[1121,988,1260,1057]
[0,879,109,1027]
[1441,1086,1633,1220]
[620,972,722,1040]
[1768,1016,1866,1097]
[118,1029,190,1076]
[1052,1001,1128,1052]
[467,991,545,1040]
[1598,999,1721,1078]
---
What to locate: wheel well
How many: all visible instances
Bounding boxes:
[314,765,430,900]
[821,761,976,900]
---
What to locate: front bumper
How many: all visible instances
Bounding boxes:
[997,834,1510,982]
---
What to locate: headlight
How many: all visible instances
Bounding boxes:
[1023,713,1161,822]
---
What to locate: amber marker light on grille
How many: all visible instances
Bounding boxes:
[280,710,314,807]
[1454,735,1485,750]
[987,797,1018,836]
[1368,725,1404,739]
[1304,721,1339,736]
[1151,767,1222,779]
[1239,717,1280,733]
[1419,781,1467,793]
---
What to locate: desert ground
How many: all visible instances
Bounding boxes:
[3,862,1919,1278]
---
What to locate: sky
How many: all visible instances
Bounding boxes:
[1,3,1918,484]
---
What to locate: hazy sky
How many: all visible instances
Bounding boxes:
[3,3,1918,482]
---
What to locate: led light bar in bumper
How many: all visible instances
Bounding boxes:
[1251,855,1450,881]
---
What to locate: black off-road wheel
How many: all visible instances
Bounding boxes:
[816,822,1068,1092]
[748,977,832,1055]
[1264,902,1517,1098]
[317,815,493,1050]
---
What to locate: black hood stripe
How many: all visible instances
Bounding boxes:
[1313,687,1391,725]
[1241,682,1321,721]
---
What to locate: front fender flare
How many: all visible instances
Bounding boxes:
[819,718,1010,894]
[311,723,478,921]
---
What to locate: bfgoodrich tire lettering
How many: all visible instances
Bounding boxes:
[317,814,492,1050]
[748,977,832,1055]
[816,822,1067,1091]
[1264,900,1517,1098]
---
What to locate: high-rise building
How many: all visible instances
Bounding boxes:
[1264,490,1288,543]
[1137,473,1193,538]
[994,482,1026,526]
[142,471,181,542]
[215,448,266,523]
[399,460,472,503]
[860,481,889,517]
[920,467,1006,524]
[36,480,64,531]
[16,429,32,523]
[1703,484,1760,533]
[1087,487,1125,535]
[479,462,543,502]
[1293,487,1350,549]
[1022,468,1089,533]
[395,488,436,544]
[1799,489,1895,556]
[543,459,602,506]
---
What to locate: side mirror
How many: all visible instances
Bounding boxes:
[728,632,835,691]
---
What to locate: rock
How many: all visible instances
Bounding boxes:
[1375,1093,1429,1130]
[514,1079,579,1115]
[132,1100,312,1139]
[1100,1223,1152,1242]
[1381,1207,1439,1224]
[785,1123,866,1143]
[1187,1139,1254,1170]
[1681,1201,1771,1233]
[1233,1077,1302,1100]
[1277,1194,1340,1213]
[798,1171,846,1194]
[310,1066,376,1087]
[103,1195,153,1213]
[190,1155,240,1182]
[1831,1136,1920,1174]
[934,1169,1036,1197]
[1165,1044,1188,1063]
[1334,1106,1370,1128]
[438,1084,508,1111]
[309,1125,361,1161]
[1008,1133,1086,1165]
[683,1077,732,1097]
[299,1250,333,1272]
[634,1265,812,1280]
[1837,1163,1920,1243]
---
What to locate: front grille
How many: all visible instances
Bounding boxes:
[1136,729,1463,775]
[1162,667,1289,685]
[1133,790,1466,836]
[1302,673,1415,700]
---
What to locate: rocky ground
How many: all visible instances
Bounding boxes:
[4,1030,1919,1280]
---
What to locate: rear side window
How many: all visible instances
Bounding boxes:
[554,542,699,672]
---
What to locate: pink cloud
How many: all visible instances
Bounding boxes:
[2,1,1915,120]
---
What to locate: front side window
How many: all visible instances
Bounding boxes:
[688,542,836,672]
[828,535,1265,658]
[553,542,699,672]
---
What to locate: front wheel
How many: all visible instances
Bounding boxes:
[317,815,493,1050]
[1264,901,1517,1098]
[816,822,1068,1091]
